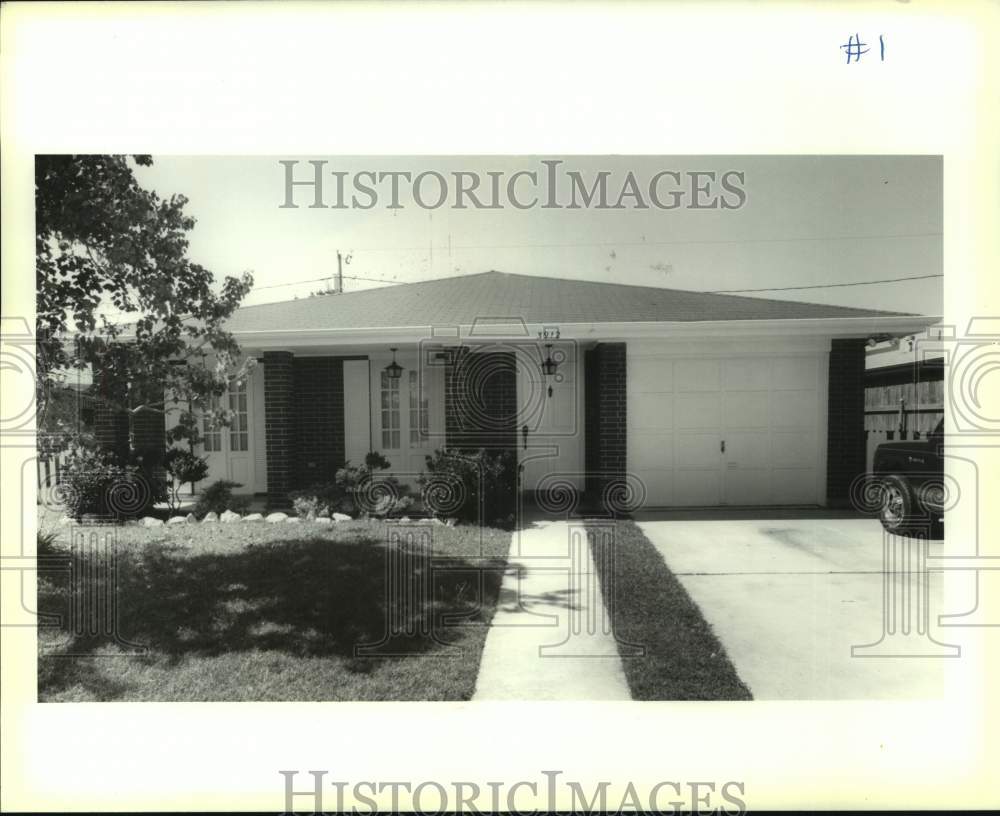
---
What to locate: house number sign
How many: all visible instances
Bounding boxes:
[538,326,561,340]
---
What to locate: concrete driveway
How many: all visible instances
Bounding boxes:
[635,512,950,699]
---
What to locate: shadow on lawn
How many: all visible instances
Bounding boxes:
[39,534,506,685]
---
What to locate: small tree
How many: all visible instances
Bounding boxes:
[36,155,255,463]
[163,448,210,513]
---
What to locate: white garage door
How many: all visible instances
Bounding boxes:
[627,352,826,507]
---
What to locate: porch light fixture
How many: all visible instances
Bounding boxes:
[384,347,403,381]
[541,344,559,377]
[541,344,559,398]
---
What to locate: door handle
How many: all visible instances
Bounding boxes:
[721,439,726,454]
[522,424,529,450]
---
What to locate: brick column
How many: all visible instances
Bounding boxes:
[826,338,866,507]
[263,351,295,509]
[587,342,627,511]
[292,357,345,487]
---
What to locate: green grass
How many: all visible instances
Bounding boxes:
[37,510,509,701]
[587,519,752,701]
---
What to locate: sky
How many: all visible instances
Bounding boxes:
[132,155,943,316]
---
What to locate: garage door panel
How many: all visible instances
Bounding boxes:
[772,468,819,504]
[724,358,770,391]
[724,392,769,428]
[632,395,674,429]
[773,356,817,389]
[630,433,673,469]
[674,471,721,505]
[725,468,772,504]
[675,433,721,468]
[675,393,721,428]
[725,432,770,467]
[772,431,817,467]
[629,358,673,392]
[675,359,720,391]
[770,390,817,429]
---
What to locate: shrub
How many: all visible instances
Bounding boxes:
[163,448,210,513]
[333,451,413,519]
[193,479,251,517]
[419,448,517,529]
[288,482,349,519]
[58,451,161,520]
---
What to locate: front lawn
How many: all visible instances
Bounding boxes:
[587,519,752,701]
[37,511,509,701]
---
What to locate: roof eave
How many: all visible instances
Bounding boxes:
[230,315,940,349]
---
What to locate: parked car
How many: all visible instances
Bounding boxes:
[871,418,945,534]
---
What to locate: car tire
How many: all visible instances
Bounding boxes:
[878,475,919,534]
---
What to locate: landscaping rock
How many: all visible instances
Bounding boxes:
[186,513,197,523]
[220,510,241,523]
[141,516,164,527]
[201,512,219,523]
[331,512,352,523]
[432,517,446,526]
[266,512,288,523]
[286,517,301,524]
[167,516,188,525]
[59,516,78,526]
[445,518,457,527]
[314,516,332,525]
[244,513,264,522]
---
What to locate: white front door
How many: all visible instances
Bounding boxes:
[371,352,444,482]
[516,342,584,492]
[201,373,256,493]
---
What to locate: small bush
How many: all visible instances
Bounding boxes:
[419,448,516,529]
[332,451,413,519]
[163,448,210,512]
[194,479,251,517]
[59,451,161,520]
[288,482,349,519]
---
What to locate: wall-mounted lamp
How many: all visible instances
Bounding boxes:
[384,347,403,381]
[541,344,559,398]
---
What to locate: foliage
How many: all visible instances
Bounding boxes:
[288,453,413,519]
[59,450,162,520]
[193,479,251,518]
[163,448,210,513]
[288,482,349,519]
[35,154,254,452]
[419,448,517,529]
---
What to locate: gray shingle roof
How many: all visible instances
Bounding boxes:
[224,270,912,333]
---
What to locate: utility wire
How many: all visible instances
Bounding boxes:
[707,273,943,294]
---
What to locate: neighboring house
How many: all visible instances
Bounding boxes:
[92,271,937,511]
[864,330,945,473]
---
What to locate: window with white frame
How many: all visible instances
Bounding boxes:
[203,395,222,452]
[409,370,429,444]
[380,370,401,449]
[228,378,249,452]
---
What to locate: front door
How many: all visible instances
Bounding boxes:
[516,341,583,494]
[201,374,255,492]
[372,351,444,483]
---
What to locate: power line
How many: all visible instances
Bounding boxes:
[707,273,943,294]
[253,272,398,291]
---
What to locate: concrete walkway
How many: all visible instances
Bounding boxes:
[473,520,632,700]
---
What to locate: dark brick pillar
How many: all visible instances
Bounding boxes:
[588,343,628,506]
[444,348,517,452]
[93,369,129,462]
[263,351,295,509]
[826,338,866,507]
[292,357,345,487]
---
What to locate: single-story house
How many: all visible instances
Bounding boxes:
[92,271,938,512]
